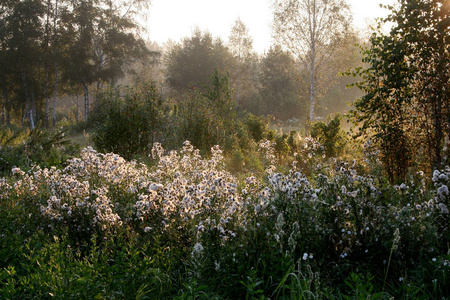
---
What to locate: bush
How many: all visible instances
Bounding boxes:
[176,71,236,152]
[92,83,167,160]
[311,114,347,158]
[2,140,450,298]
[243,113,270,142]
[0,125,77,176]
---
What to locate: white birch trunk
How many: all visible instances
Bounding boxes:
[52,63,58,126]
[83,83,89,122]
[45,69,50,127]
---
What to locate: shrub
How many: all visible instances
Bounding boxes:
[243,113,270,142]
[0,125,76,176]
[311,114,347,158]
[176,71,236,152]
[2,140,450,298]
[92,83,167,160]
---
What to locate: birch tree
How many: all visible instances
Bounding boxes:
[64,0,148,122]
[272,0,351,121]
[228,18,256,107]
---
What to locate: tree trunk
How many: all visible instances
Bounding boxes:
[52,62,58,126]
[52,0,59,127]
[76,86,79,123]
[29,109,35,130]
[2,86,10,126]
[83,82,89,122]
[237,51,241,107]
[20,68,33,128]
[44,69,50,127]
[31,88,37,129]
[309,61,315,122]
[309,0,316,122]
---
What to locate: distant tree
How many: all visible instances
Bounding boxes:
[317,30,363,117]
[272,0,352,121]
[259,45,304,120]
[349,0,449,181]
[128,41,164,86]
[228,18,259,107]
[165,29,233,94]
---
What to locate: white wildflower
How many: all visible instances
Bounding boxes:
[439,203,449,214]
[192,242,203,256]
[437,185,449,197]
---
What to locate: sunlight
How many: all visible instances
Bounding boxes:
[146,0,396,52]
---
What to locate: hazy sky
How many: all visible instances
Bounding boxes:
[146,0,396,53]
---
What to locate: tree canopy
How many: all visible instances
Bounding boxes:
[165,29,232,94]
[349,0,449,182]
[272,0,352,121]
[0,0,149,126]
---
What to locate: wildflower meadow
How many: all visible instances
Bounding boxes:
[1,138,449,299]
[1,0,448,298]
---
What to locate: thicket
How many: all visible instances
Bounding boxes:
[0,79,448,298]
[0,0,150,128]
[91,83,167,160]
[89,71,281,162]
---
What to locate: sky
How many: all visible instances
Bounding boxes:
[146,0,397,53]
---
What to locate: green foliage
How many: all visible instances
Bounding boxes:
[258,45,305,121]
[165,29,232,93]
[0,125,77,176]
[92,83,166,160]
[177,71,236,152]
[341,273,384,299]
[311,114,347,158]
[243,113,270,142]
[347,0,449,182]
[0,0,149,126]
[274,134,290,157]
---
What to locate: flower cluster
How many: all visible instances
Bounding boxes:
[432,168,450,211]
[134,142,247,242]
[2,142,448,279]
[1,143,251,244]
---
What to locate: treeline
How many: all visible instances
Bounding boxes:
[153,20,363,123]
[0,0,150,128]
[0,1,364,129]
